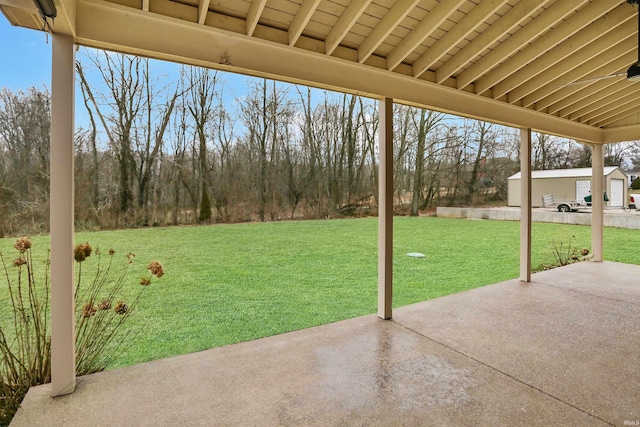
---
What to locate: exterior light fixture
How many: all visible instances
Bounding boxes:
[32,0,56,18]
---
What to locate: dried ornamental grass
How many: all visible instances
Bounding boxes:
[74,242,92,262]
[147,261,164,278]
[0,238,164,426]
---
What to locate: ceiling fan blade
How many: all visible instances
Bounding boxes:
[557,72,627,88]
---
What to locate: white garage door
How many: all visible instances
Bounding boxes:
[576,180,591,201]
[611,179,624,207]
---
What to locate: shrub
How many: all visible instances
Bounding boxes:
[535,236,591,271]
[0,238,163,425]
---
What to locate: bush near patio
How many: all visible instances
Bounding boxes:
[0,238,164,426]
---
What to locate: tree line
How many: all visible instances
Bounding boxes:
[0,49,637,236]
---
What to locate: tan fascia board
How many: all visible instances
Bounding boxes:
[74,0,603,144]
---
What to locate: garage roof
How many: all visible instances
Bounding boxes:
[2,0,640,144]
[509,166,623,180]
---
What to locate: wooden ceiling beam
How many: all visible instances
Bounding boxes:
[512,21,635,106]
[549,80,626,118]
[553,58,636,117]
[583,89,640,124]
[480,1,622,96]
[535,54,635,114]
[385,0,465,71]
[197,0,210,25]
[436,0,546,84]
[358,0,420,63]
[560,84,631,120]
[456,0,588,90]
[289,0,321,46]
[498,6,633,101]
[603,123,640,142]
[246,0,267,36]
[598,107,639,127]
[567,84,631,121]
[413,0,510,78]
[325,0,372,55]
[594,100,640,128]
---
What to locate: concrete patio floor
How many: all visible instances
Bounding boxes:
[11,261,640,426]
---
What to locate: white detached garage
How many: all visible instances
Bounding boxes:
[508,167,628,208]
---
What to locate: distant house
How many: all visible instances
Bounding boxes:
[507,167,628,208]
[625,170,640,188]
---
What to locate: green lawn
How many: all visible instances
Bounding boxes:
[1,216,639,369]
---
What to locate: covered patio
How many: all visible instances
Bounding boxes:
[11,260,640,425]
[1,0,640,422]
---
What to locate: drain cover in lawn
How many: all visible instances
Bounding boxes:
[406,252,426,258]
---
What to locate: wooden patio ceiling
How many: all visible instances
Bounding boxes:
[2,0,640,144]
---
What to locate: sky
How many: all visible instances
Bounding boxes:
[0,18,52,91]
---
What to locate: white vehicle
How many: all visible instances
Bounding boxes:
[629,194,640,210]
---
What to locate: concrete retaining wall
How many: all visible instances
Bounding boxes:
[436,207,640,229]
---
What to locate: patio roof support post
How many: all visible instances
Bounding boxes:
[519,127,532,282]
[378,97,393,319]
[592,143,604,262]
[50,33,76,397]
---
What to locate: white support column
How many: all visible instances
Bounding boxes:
[520,128,532,282]
[378,97,393,319]
[592,144,604,262]
[50,34,76,397]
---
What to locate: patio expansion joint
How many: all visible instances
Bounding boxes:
[390,319,616,427]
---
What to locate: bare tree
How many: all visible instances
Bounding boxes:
[467,120,495,204]
[134,63,181,225]
[411,109,444,215]
[76,52,144,224]
[393,104,414,206]
[6,54,567,234]
[0,87,51,234]
[604,142,631,167]
[239,79,294,220]
[77,50,184,226]
[186,67,219,222]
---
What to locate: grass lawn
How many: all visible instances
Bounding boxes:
[1,216,639,369]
